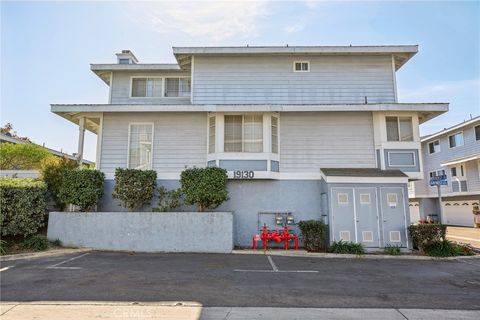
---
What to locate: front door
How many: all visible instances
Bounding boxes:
[380,187,408,247]
[354,188,380,247]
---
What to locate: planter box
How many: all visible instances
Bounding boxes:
[47,211,233,253]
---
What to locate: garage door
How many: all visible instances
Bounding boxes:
[443,201,478,227]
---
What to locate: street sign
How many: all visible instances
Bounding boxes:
[429,175,448,186]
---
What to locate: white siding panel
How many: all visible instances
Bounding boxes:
[280,112,376,172]
[110,71,191,105]
[100,113,207,177]
[193,55,395,104]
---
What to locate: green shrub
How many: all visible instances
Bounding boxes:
[49,239,62,247]
[153,186,182,212]
[22,235,49,251]
[424,240,474,257]
[298,220,328,252]
[40,156,78,210]
[384,245,402,255]
[0,178,47,237]
[408,224,447,252]
[0,143,51,170]
[112,168,157,211]
[58,169,105,211]
[329,241,365,255]
[180,167,229,212]
[0,240,7,255]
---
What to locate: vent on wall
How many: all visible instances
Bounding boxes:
[362,231,373,242]
[390,231,401,242]
[339,231,350,242]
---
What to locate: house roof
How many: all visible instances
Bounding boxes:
[321,168,408,178]
[90,64,184,85]
[172,45,418,70]
[0,133,94,165]
[421,116,480,143]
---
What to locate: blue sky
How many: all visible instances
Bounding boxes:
[1,0,479,161]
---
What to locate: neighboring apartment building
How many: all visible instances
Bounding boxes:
[409,117,480,226]
[51,45,448,248]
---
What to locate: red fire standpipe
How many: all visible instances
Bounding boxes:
[252,224,299,251]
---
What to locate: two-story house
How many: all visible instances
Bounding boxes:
[409,117,480,226]
[51,45,448,248]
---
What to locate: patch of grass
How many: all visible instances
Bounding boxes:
[329,241,365,255]
[384,245,402,255]
[22,235,49,251]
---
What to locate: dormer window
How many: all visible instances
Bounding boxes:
[119,58,131,65]
[294,61,309,72]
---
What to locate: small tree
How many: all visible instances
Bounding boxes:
[153,186,182,212]
[40,156,78,210]
[180,167,228,212]
[112,168,157,211]
[58,169,105,211]
[298,220,329,252]
[0,143,51,170]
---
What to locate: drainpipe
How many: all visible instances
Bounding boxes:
[77,116,85,167]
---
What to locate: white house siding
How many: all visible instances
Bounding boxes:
[100,112,207,178]
[110,71,191,105]
[280,112,376,172]
[413,121,480,197]
[193,55,396,104]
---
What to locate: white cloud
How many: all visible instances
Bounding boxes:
[284,23,305,33]
[126,1,268,42]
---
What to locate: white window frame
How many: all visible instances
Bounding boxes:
[428,140,441,154]
[359,193,371,205]
[293,61,310,72]
[448,131,464,149]
[271,115,279,154]
[385,116,413,142]
[387,151,416,167]
[130,76,164,98]
[127,122,154,170]
[224,114,264,153]
[475,125,480,141]
[163,76,192,98]
[208,115,216,154]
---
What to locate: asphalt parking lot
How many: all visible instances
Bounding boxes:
[1,251,480,310]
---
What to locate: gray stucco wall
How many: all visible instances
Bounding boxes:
[47,211,233,253]
[99,179,324,247]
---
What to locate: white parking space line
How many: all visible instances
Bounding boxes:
[47,252,90,270]
[234,256,319,273]
[267,256,278,271]
[0,265,14,272]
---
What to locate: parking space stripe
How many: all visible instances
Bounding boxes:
[47,252,90,269]
[234,255,319,273]
[267,256,278,271]
[0,266,14,272]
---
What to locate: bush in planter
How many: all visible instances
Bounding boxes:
[180,167,228,212]
[408,224,447,252]
[153,186,182,212]
[40,155,78,210]
[58,169,105,211]
[424,240,474,257]
[329,241,365,255]
[0,178,47,237]
[112,168,157,211]
[298,220,328,252]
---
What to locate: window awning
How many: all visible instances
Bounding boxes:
[442,155,480,167]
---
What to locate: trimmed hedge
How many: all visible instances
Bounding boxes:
[0,178,47,237]
[298,220,328,252]
[40,156,78,210]
[58,169,105,211]
[180,167,228,212]
[408,223,447,252]
[112,168,157,211]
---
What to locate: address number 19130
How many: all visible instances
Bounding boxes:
[233,170,255,179]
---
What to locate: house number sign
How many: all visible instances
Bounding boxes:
[233,170,255,179]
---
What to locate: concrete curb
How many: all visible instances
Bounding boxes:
[0,248,92,262]
[232,249,480,260]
